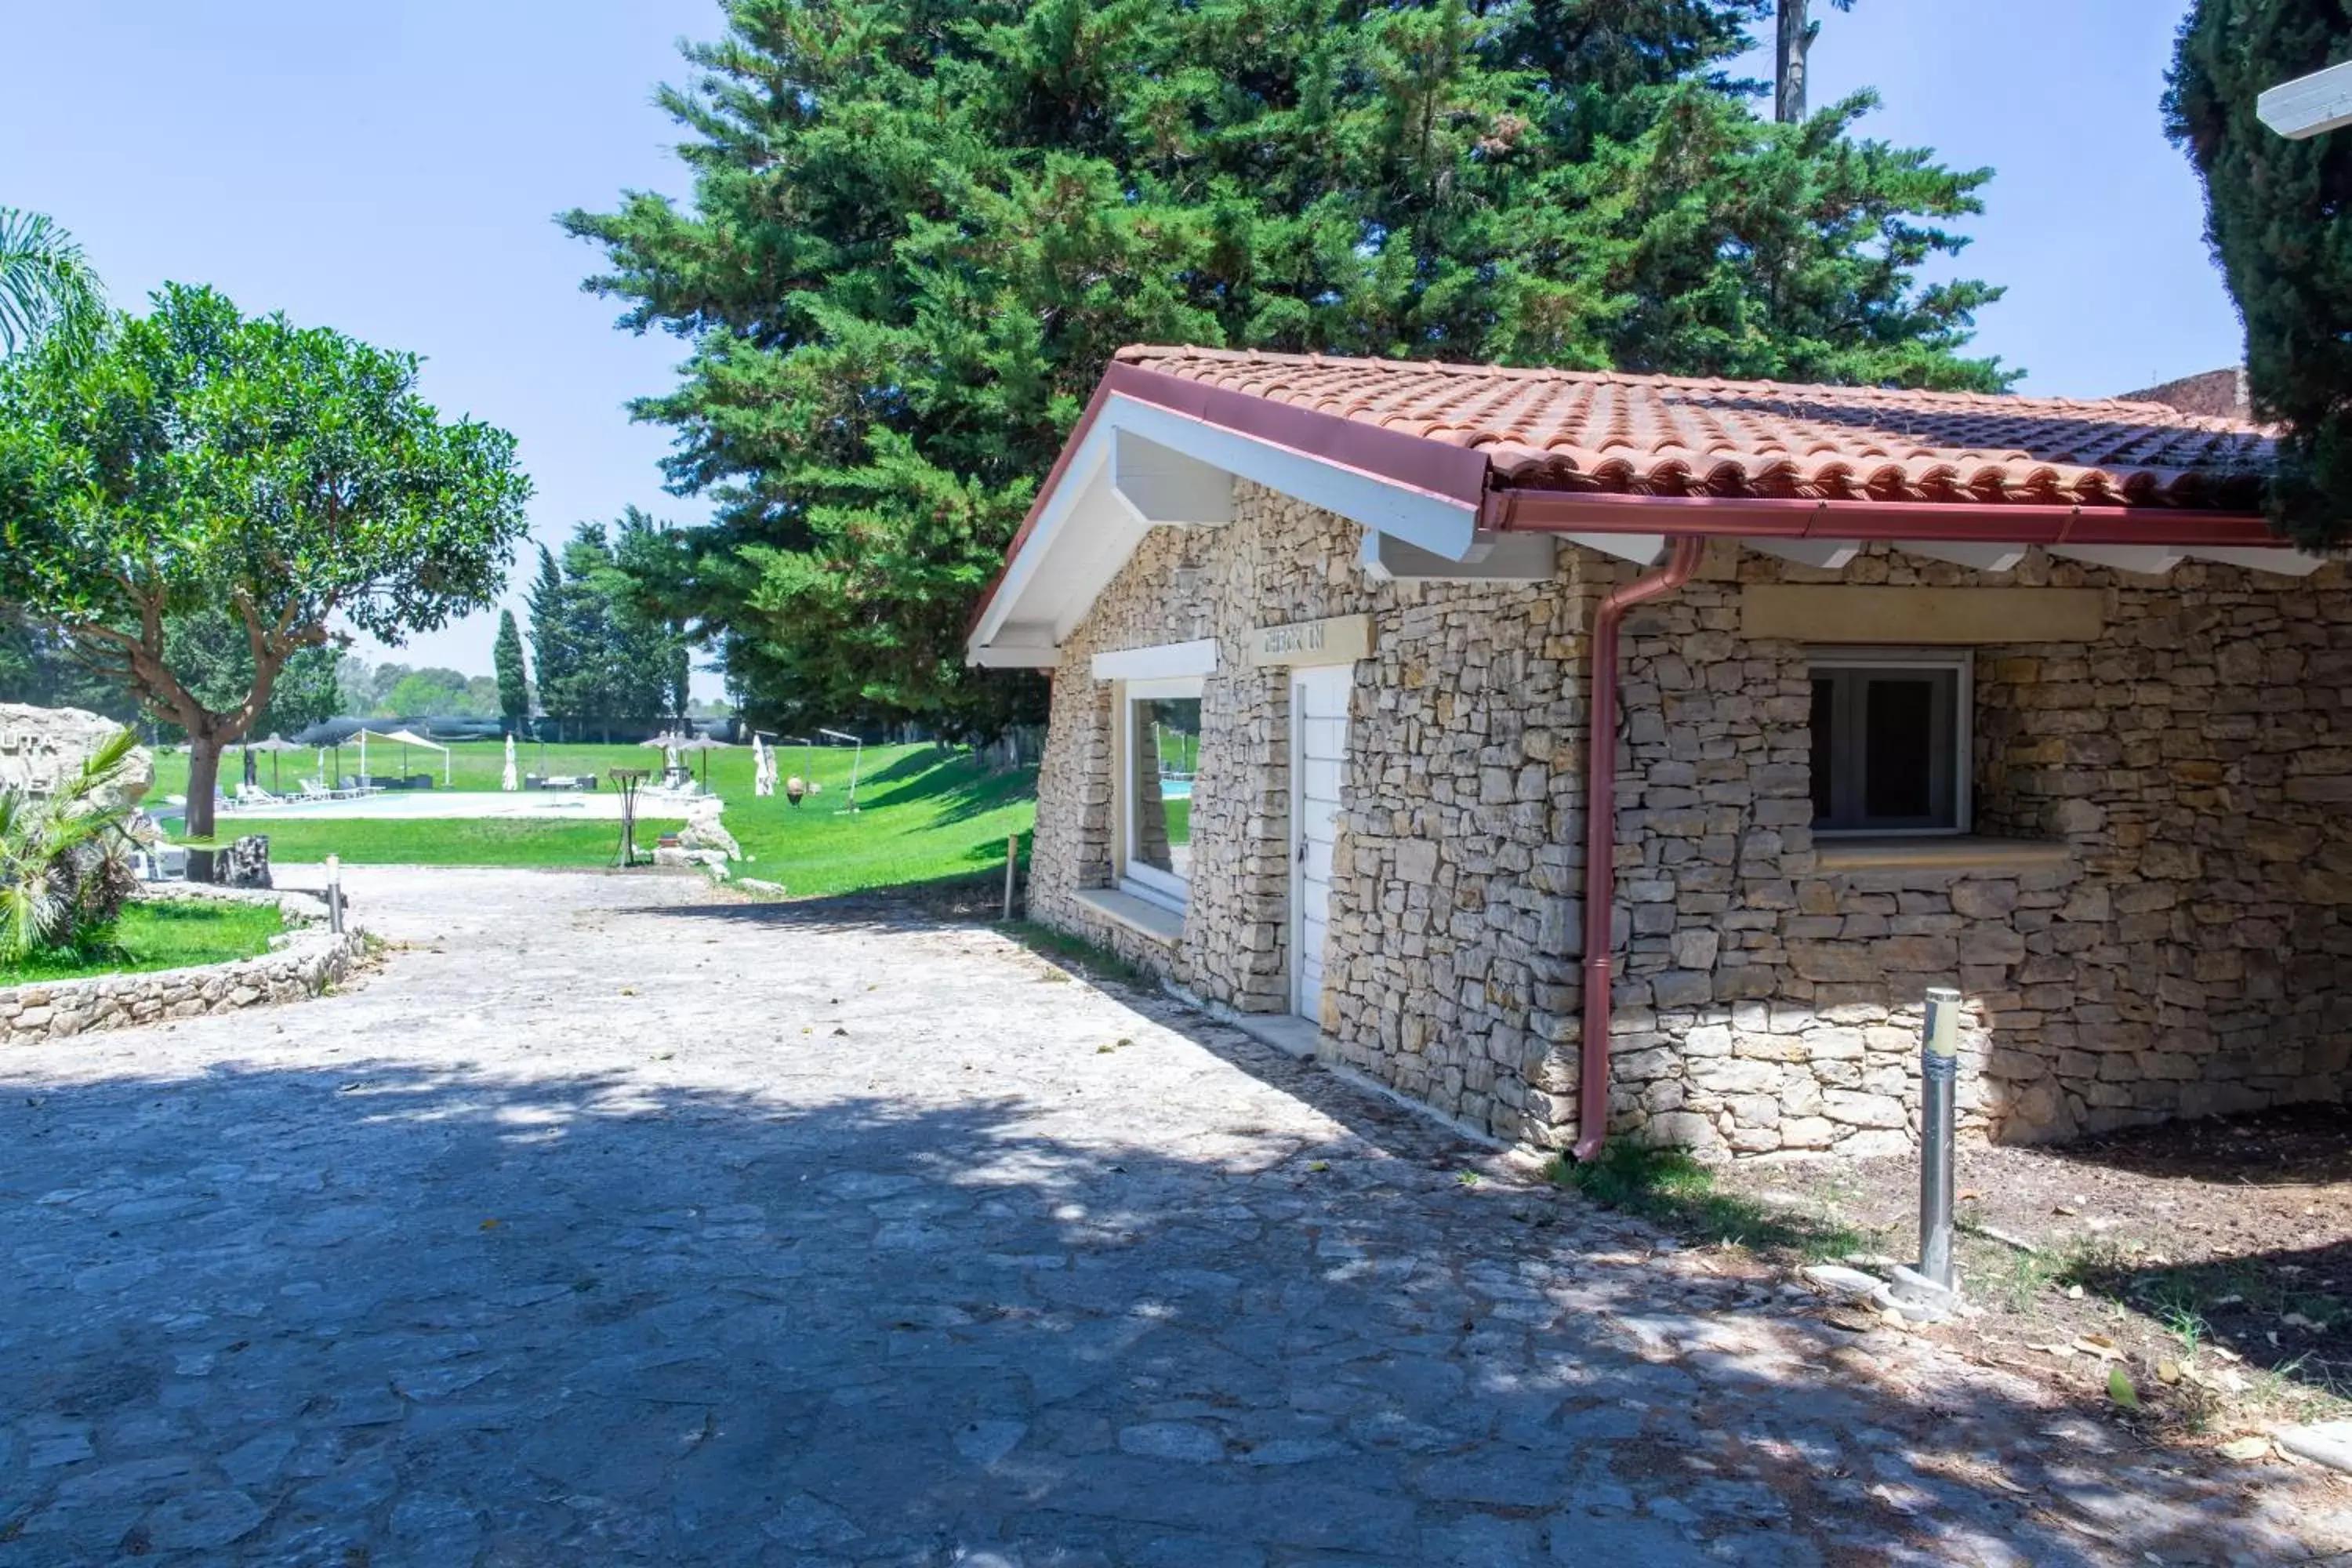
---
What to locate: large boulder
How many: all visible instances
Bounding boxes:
[0,704,152,813]
[676,798,741,861]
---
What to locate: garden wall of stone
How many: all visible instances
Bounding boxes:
[1028,481,2352,1157]
[0,886,365,1047]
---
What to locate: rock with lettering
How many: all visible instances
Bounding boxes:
[0,704,152,813]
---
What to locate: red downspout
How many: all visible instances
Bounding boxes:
[1573,535,1707,1161]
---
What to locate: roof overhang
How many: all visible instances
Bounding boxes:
[967,366,2326,669]
[967,364,1489,666]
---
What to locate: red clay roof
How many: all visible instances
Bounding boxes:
[1114,347,2273,511]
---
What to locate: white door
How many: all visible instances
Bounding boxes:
[1290,666,1350,1022]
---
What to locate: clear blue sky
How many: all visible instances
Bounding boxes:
[5,1,2240,687]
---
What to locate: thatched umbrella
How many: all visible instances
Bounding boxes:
[244,735,304,793]
[673,734,733,791]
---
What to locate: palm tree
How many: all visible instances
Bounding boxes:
[0,725,147,961]
[0,207,106,358]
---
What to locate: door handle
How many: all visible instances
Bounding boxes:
[1297,838,1308,866]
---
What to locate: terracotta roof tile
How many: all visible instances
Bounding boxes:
[1113,347,2273,510]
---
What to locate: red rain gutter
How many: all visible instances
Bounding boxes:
[1492,489,2279,546]
[1574,535,1707,1162]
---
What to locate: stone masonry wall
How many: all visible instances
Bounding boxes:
[1606,542,2350,1156]
[0,887,365,1047]
[1026,483,2352,1156]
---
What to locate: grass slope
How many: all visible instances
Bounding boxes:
[170,741,1037,898]
[0,899,286,986]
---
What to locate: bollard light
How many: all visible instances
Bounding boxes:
[1917,985,1962,1294]
[325,853,345,935]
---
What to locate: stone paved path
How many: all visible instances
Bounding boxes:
[0,867,2343,1566]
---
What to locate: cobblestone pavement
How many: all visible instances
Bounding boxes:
[0,867,2343,1566]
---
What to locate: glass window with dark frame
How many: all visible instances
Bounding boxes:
[1809,661,1965,834]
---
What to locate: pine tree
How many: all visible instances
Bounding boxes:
[493,608,531,735]
[564,0,2008,734]
[2168,2,2352,546]
[524,524,690,740]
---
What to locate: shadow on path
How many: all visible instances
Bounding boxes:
[0,882,2333,1564]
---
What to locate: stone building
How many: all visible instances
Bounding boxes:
[967,349,2351,1158]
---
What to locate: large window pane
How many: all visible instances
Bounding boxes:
[1130,696,1200,884]
[1862,677,1936,820]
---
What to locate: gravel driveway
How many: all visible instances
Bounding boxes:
[0,866,2339,1566]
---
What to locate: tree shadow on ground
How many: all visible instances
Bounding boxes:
[2018,1105,2352,1396]
[828,749,1036,830]
[0,898,2332,1563]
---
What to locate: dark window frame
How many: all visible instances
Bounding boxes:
[1807,651,1973,837]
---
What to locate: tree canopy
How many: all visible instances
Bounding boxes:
[2168,2,2352,547]
[565,0,2009,735]
[526,515,691,742]
[0,283,533,835]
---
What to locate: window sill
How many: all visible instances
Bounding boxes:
[1073,887,1185,946]
[1813,836,2071,875]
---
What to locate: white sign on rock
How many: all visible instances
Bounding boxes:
[0,703,154,811]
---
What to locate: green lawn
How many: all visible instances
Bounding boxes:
[0,898,286,986]
[169,740,1038,898]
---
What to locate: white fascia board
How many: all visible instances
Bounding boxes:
[969,644,1061,670]
[1091,638,1219,681]
[1111,429,1234,525]
[2049,544,2187,575]
[1360,529,1555,583]
[1904,540,2029,573]
[1105,394,1482,559]
[1045,470,1153,642]
[967,426,1114,655]
[1562,532,1668,566]
[2259,59,2352,140]
[1744,536,1862,570]
[2184,546,2329,578]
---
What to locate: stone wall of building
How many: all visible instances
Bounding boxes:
[1029,485,1595,1137]
[1026,483,2352,1156]
[0,887,364,1047]
[1602,542,2350,1156]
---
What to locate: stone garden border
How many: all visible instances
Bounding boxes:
[0,883,366,1047]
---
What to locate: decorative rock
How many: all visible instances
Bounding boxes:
[1802,1263,1883,1298]
[0,703,152,811]
[2276,1422,2352,1475]
[677,799,742,861]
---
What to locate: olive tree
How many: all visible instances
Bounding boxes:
[0,284,532,837]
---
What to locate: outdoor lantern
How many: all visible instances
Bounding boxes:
[325,854,344,935]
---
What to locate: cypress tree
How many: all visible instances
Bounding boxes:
[565,0,2009,734]
[2168,2,2352,546]
[493,608,531,735]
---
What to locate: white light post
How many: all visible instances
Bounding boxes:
[324,854,344,935]
[819,728,863,811]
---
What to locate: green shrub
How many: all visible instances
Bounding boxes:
[0,727,151,961]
